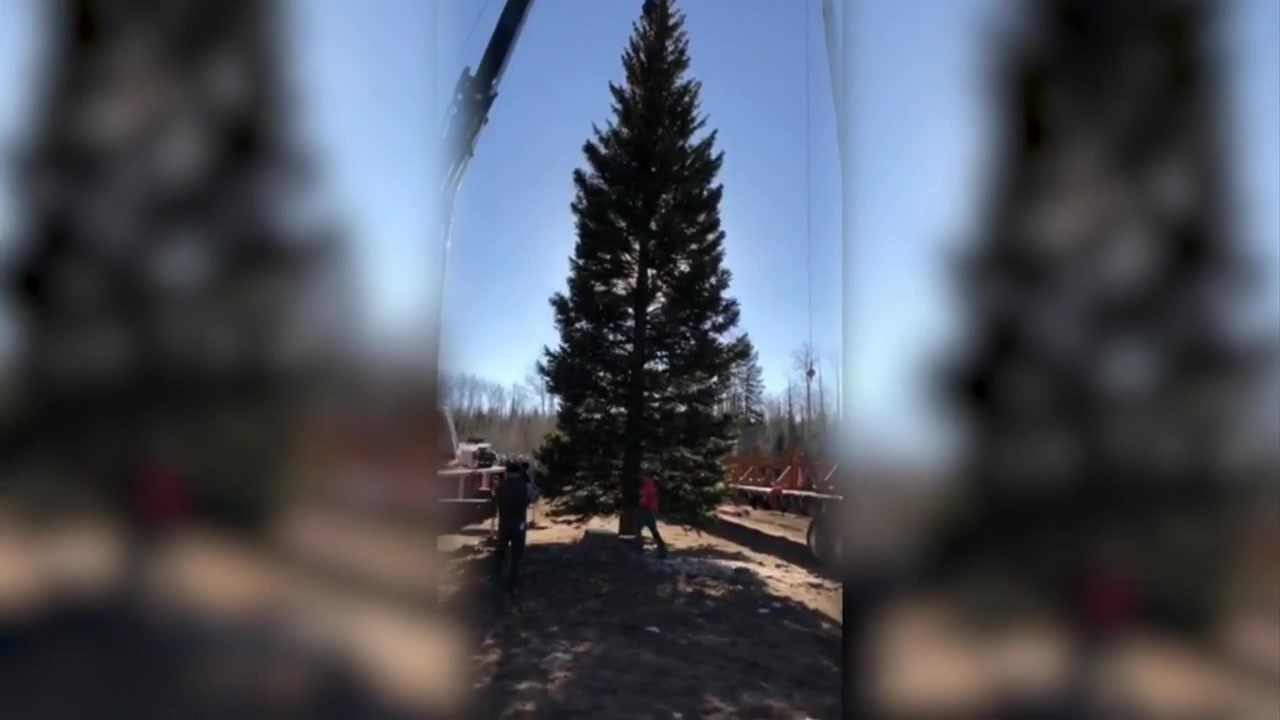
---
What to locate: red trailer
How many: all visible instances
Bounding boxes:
[725,450,843,567]
[726,450,841,513]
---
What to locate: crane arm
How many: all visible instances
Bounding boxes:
[440,0,537,208]
[430,0,537,423]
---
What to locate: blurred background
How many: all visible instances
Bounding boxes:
[839,0,1280,716]
[0,0,1274,717]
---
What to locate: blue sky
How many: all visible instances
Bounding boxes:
[435,0,843,399]
[0,0,1275,462]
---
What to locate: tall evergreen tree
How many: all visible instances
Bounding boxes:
[4,0,333,526]
[943,0,1263,629]
[538,0,747,529]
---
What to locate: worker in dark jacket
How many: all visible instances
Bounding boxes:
[519,459,540,500]
[492,462,533,595]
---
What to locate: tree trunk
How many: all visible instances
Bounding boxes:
[619,238,650,537]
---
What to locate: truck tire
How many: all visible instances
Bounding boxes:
[808,512,842,568]
[807,515,827,564]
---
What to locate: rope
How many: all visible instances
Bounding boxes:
[457,0,496,76]
[805,0,814,354]
[803,0,815,451]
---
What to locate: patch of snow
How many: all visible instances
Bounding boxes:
[652,556,761,584]
[543,652,574,668]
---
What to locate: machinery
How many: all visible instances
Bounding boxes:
[430,0,536,514]
[432,0,847,558]
[435,404,508,525]
[726,450,844,567]
[456,436,498,468]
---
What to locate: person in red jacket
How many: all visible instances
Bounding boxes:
[768,480,784,512]
[638,474,668,559]
[1068,539,1139,710]
[121,435,192,606]
[133,456,190,535]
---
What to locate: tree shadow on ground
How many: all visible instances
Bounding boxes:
[446,531,843,719]
[701,515,840,580]
[441,541,488,560]
[272,543,438,616]
[0,598,422,719]
[662,544,756,565]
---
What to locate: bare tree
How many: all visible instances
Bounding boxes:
[440,369,559,456]
[523,365,550,415]
[487,383,509,416]
[824,349,842,421]
[509,382,530,418]
[791,343,819,442]
[453,374,480,415]
[817,362,826,426]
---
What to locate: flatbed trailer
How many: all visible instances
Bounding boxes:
[727,451,842,512]
[432,464,504,527]
[733,484,843,501]
[725,453,844,566]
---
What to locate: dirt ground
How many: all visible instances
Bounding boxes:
[0,502,843,719]
[439,510,844,719]
[5,500,1275,719]
[716,507,816,540]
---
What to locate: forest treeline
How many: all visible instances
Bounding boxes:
[442,341,842,460]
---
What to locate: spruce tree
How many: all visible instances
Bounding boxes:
[538,0,747,530]
[4,0,332,526]
[943,0,1262,630]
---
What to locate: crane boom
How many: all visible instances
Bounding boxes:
[429,0,537,473]
[440,0,538,211]
[430,0,536,391]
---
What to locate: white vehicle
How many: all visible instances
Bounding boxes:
[436,407,505,519]
[456,438,496,468]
